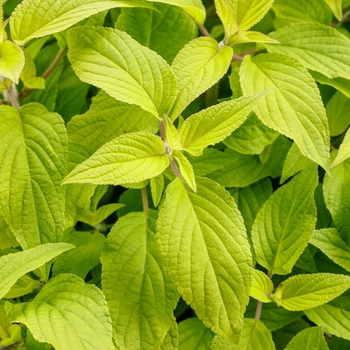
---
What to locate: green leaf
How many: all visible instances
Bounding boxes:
[20,51,45,89]
[305,292,350,341]
[266,23,350,80]
[240,53,330,170]
[62,131,169,186]
[4,274,40,299]
[323,0,342,21]
[149,0,206,25]
[178,318,214,350]
[0,104,67,249]
[310,71,350,99]
[151,174,165,207]
[326,91,350,137]
[78,203,124,227]
[67,26,177,118]
[224,114,279,155]
[101,212,178,350]
[115,2,197,64]
[250,269,273,303]
[226,31,279,46]
[251,166,318,275]
[311,228,350,272]
[52,231,106,279]
[323,155,350,245]
[180,93,267,156]
[173,152,197,192]
[169,37,232,120]
[332,129,350,168]
[157,177,252,342]
[272,273,350,311]
[280,143,314,184]
[0,216,18,249]
[10,0,155,45]
[164,114,182,152]
[0,243,73,299]
[284,327,328,350]
[6,274,114,350]
[214,0,274,40]
[0,41,24,84]
[161,320,179,350]
[210,319,275,350]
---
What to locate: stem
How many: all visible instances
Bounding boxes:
[8,84,20,111]
[254,300,263,321]
[141,187,149,214]
[170,158,182,178]
[198,24,211,37]
[231,55,243,62]
[159,120,166,140]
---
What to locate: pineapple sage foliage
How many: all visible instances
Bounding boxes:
[1,0,350,349]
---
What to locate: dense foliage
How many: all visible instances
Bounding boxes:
[1,0,350,349]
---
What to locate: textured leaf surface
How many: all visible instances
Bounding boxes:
[7,274,114,350]
[0,104,67,249]
[240,53,330,169]
[0,41,25,84]
[170,37,232,120]
[157,177,252,342]
[10,0,154,45]
[63,131,169,185]
[67,26,177,118]
[115,2,197,64]
[311,228,350,272]
[178,318,213,350]
[173,152,196,192]
[0,216,18,249]
[323,0,342,21]
[332,129,350,168]
[0,243,73,299]
[101,212,178,350]
[251,166,318,275]
[266,23,350,80]
[272,273,350,311]
[284,327,328,350]
[250,269,273,303]
[180,93,266,156]
[226,31,279,46]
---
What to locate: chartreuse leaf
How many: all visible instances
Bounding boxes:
[0,216,18,249]
[151,174,165,207]
[214,0,273,41]
[323,155,350,244]
[20,51,45,89]
[178,318,213,349]
[280,143,313,183]
[161,320,179,349]
[251,166,318,275]
[149,0,206,25]
[180,93,267,156]
[157,177,252,342]
[0,104,67,249]
[10,0,155,45]
[323,0,342,21]
[284,327,328,350]
[250,269,273,303]
[226,31,279,46]
[101,212,178,350]
[169,37,232,120]
[4,274,40,299]
[0,301,22,347]
[0,243,73,299]
[164,114,182,152]
[115,3,197,64]
[67,26,177,118]
[6,274,114,350]
[210,319,275,350]
[326,91,350,137]
[271,273,350,311]
[172,151,196,192]
[62,131,169,186]
[240,54,330,170]
[310,228,350,272]
[266,23,350,80]
[305,292,350,341]
[0,41,24,84]
[310,71,350,99]
[332,129,350,168]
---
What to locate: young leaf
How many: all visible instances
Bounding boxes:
[240,53,330,170]
[0,104,67,249]
[151,174,165,207]
[332,129,350,168]
[0,243,73,299]
[0,41,24,84]
[310,228,350,272]
[322,0,342,21]
[169,37,232,120]
[157,177,252,342]
[226,31,279,46]
[6,274,114,350]
[214,0,274,40]
[101,212,178,350]
[326,91,350,137]
[10,0,155,45]
[4,274,41,299]
[67,26,177,118]
[178,318,214,349]
[250,269,273,303]
[62,131,169,186]
[284,326,329,350]
[266,23,350,80]
[20,51,45,89]
[172,151,197,192]
[271,273,350,311]
[180,93,267,156]
[251,166,318,275]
